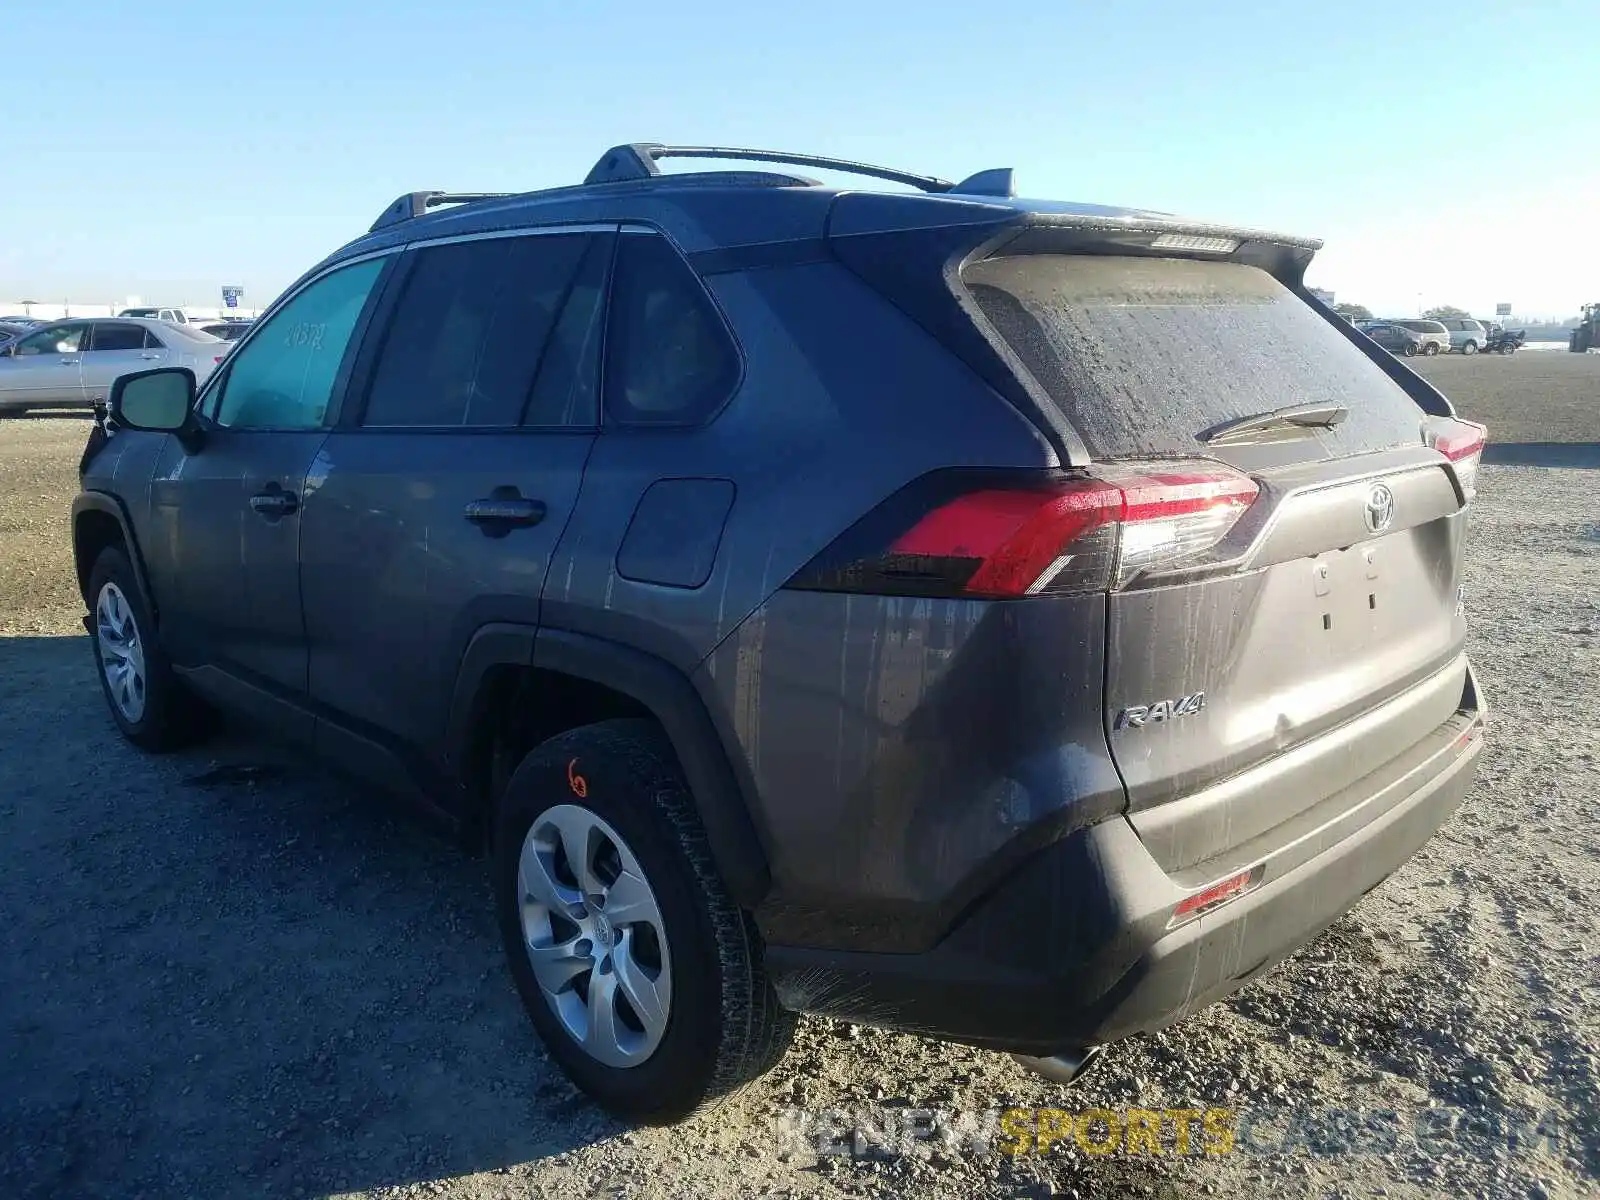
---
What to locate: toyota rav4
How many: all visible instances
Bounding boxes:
[71,143,1487,1124]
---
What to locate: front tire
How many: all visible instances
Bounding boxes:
[87,546,212,751]
[1402,342,1418,357]
[1462,340,1478,355]
[1425,342,1440,355]
[493,719,795,1124]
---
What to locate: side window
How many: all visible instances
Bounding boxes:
[143,327,166,349]
[212,258,385,430]
[603,232,739,425]
[89,323,147,352]
[360,233,606,428]
[14,324,85,355]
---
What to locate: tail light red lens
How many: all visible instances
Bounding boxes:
[788,462,1259,599]
[1425,417,1487,500]
[1168,866,1261,928]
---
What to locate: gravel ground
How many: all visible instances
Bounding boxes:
[2,352,1598,1200]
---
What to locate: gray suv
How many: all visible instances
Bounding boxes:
[71,143,1488,1124]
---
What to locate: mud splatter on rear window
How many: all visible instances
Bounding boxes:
[963,255,1422,459]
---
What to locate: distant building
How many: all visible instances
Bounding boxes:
[1309,287,1336,306]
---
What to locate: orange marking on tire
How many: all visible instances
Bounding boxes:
[567,759,588,798]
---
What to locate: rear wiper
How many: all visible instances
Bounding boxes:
[1201,403,1349,445]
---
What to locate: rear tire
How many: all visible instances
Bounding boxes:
[87,545,213,751]
[492,718,795,1124]
[1425,343,1440,356]
[1462,340,1478,355]
[1402,343,1417,357]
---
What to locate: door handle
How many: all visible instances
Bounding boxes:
[464,495,546,530]
[249,487,299,518]
[59,358,81,365]
[139,354,160,361]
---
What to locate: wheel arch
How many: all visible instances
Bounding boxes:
[445,624,773,908]
[71,492,156,618]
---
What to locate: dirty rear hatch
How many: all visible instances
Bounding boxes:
[961,251,1476,875]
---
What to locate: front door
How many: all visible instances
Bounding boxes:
[147,256,392,731]
[0,322,87,408]
[300,229,612,762]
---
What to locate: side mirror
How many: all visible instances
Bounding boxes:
[109,367,204,451]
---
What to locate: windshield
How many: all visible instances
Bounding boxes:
[962,254,1423,457]
[164,324,224,343]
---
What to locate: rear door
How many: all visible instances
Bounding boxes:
[82,321,163,404]
[299,227,612,759]
[962,253,1472,866]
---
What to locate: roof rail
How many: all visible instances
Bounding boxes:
[369,190,514,233]
[369,147,1020,234]
[584,144,1015,197]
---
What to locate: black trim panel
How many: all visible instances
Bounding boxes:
[688,238,832,275]
[71,491,156,615]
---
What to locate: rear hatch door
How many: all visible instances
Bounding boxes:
[962,251,1476,872]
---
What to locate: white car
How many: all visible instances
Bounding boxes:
[0,317,228,414]
[118,306,198,326]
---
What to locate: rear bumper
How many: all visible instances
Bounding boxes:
[765,664,1485,1054]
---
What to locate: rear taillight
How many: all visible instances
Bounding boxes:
[787,462,1259,599]
[1425,417,1487,501]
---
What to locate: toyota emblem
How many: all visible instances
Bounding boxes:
[1364,484,1395,534]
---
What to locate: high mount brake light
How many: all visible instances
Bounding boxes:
[788,463,1259,599]
[1425,417,1487,501]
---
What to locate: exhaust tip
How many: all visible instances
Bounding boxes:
[1010,1045,1105,1087]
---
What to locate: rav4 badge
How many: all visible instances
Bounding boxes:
[1115,693,1207,730]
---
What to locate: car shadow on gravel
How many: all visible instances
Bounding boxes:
[1482,442,1600,469]
[0,635,622,1200]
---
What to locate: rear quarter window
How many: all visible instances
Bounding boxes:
[962,254,1424,458]
[604,232,739,426]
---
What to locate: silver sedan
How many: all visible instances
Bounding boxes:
[0,317,228,414]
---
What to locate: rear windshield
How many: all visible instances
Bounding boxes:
[165,324,223,343]
[962,255,1424,458]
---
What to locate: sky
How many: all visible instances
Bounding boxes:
[3,0,1596,320]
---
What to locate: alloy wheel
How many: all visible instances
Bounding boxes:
[96,582,146,723]
[517,803,672,1068]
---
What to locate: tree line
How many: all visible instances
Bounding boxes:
[1331,304,1477,322]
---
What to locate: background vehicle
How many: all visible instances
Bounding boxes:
[1,317,226,414]
[197,320,252,342]
[72,143,1486,1124]
[1360,320,1429,356]
[1485,326,1526,354]
[1391,319,1450,355]
[1571,302,1599,352]
[117,306,195,326]
[1438,317,1488,354]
